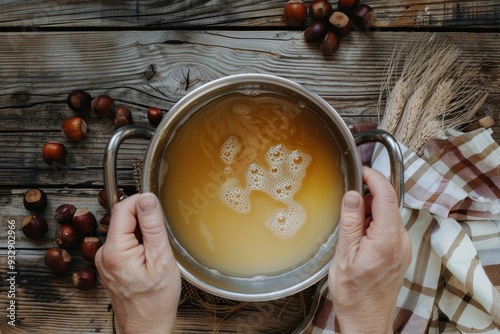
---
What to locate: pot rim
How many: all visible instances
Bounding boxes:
[142,73,363,301]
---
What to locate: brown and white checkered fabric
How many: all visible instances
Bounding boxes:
[299,128,500,334]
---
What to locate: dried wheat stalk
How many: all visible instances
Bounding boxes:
[378,34,489,152]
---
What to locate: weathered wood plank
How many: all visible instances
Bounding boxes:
[0,30,497,118]
[0,30,498,188]
[0,30,498,133]
[0,249,314,333]
[0,0,498,29]
[0,187,315,332]
[1,188,110,249]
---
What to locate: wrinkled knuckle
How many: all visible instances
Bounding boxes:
[140,218,165,234]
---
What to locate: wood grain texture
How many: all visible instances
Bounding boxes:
[0,251,314,333]
[0,188,315,333]
[0,1,498,29]
[0,30,498,188]
[0,2,498,333]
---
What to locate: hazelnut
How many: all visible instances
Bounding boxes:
[73,209,97,236]
[67,90,92,113]
[352,4,375,28]
[147,107,163,126]
[338,0,360,12]
[320,31,340,56]
[61,116,87,142]
[23,188,48,212]
[92,95,115,118]
[328,11,353,36]
[284,0,307,27]
[44,248,72,274]
[114,106,132,128]
[99,213,111,235]
[54,204,77,225]
[55,224,81,250]
[309,0,333,19]
[97,188,126,209]
[304,21,328,43]
[42,141,67,165]
[72,269,97,291]
[21,214,48,240]
[81,236,102,262]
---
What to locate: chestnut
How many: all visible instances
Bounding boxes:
[44,247,72,274]
[97,188,126,209]
[328,11,353,36]
[320,31,340,56]
[21,214,48,240]
[114,106,132,128]
[147,107,163,126]
[92,95,115,118]
[352,4,375,28]
[55,224,81,250]
[72,268,97,291]
[284,0,307,27]
[61,116,87,142]
[73,209,97,235]
[99,213,111,235]
[309,0,333,19]
[42,141,67,165]
[81,236,102,262]
[23,188,48,212]
[67,90,92,113]
[54,204,77,225]
[338,0,360,12]
[304,21,328,43]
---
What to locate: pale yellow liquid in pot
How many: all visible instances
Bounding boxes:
[160,92,345,277]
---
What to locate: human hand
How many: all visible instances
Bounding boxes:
[95,193,181,334]
[329,167,412,334]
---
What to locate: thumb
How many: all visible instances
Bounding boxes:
[336,191,365,259]
[136,193,170,261]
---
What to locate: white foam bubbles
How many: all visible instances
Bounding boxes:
[220,177,250,214]
[265,203,306,239]
[220,135,242,165]
[232,103,251,116]
[219,139,312,239]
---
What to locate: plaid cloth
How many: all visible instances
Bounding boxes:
[298,127,500,334]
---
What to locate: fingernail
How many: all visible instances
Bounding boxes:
[343,192,361,210]
[138,193,158,213]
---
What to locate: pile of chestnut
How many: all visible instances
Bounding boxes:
[21,188,113,291]
[42,89,166,167]
[283,0,375,55]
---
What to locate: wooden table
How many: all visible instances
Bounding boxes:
[0,1,498,333]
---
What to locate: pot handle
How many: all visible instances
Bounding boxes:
[103,125,156,211]
[352,129,404,211]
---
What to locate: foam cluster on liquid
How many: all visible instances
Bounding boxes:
[219,135,311,239]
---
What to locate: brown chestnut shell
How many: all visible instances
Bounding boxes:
[309,0,333,19]
[284,0,307,27]
[80,236,102,262]
[23,188,48,212]
[44,248,72,274]
[42,141,68,165]
[54,204,77,225]
[73,209,97,235]
[22,214,48,240]
[304,21,328,43]
[67,90,92,113]
[55,224,81,250]
[72,269,97,291]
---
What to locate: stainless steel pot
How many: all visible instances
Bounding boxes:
[104,74,403,302]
